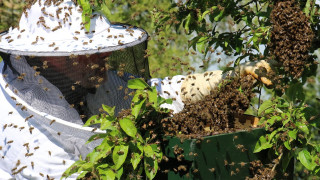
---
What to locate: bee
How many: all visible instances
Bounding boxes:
[15,166,27,174]
[7,140,14,144]
[57,132,61,136]
[49,42,55,47]
[8,111,13,115]
[107,35,112,38]
[34,146,39,150]
[75,31,80,34]
[19,127,25,131]
[107,28,110,32]
[73,36,78,40]
[193,169,199,173]
[91,128,97,132]
[25,152,33,157]
[8,39,14,43]
[17,75,24,80]
[54,47,59,51]
[62,160,66,165]
[20,29,25,33]
[83,42,88,45]
[118,86,123,90]
[16,160,21,167]
[17,35,21,39]
[11,167,17,172]
[48,151,51,156]
[5,36,11,40]
[130,33,133,36]
[34,71,40,76]
[29,127,34,134]
[69,104,74,108]
[79,101,84,106]
[50,119,56,125]
[23,143,29,147]
[52,26,61,32]
[21,106,27,111]
[31,161,34,168]
[39,173,44,177]
[71,86,75,91]
[13,125,18,128]
[164,91,170,95]
[89,40,93,43]
[80,115,86,119]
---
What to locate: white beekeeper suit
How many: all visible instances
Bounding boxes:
[0,0,273,179]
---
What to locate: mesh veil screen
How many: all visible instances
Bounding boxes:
[1,31,150,125]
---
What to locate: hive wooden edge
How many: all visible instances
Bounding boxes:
[204,114,260,132]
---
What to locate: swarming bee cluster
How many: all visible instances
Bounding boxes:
[269,0,314,79]
[163,75,255,138]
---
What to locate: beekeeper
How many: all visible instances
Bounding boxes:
[0,0,273,179]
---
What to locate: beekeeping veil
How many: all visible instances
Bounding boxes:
[0,0,150,157]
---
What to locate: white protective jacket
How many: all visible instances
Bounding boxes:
[0,61,185,179]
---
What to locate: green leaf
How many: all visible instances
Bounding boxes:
[100,1,111,17]
[86,133,108,144]
[258,100,273,116]
[78,0,92,31]
[286,82,305,102]
[148,87,158,107]
[102,105,115,117]
[100,116,114,130]
[288,130,297,140]
[144,157,158,179]
[131,98,146,119]
[266,116,281,127]
[164,98,173,105]
[196,36,208,53]
[131,142,143,170]
[116,167,123,179]
[128,78,149,90]
[105,169,116,180]
[188,36,201,49]
[297,149,317,170]
[184,13,192,34]
[254,135,273,153]
[62,160,86,178]
[77,171,88,179]
[200,10,211,21]
[284,140,291,150]
[214,9,224,21]
[112,145,129,170]
[119,118,137,138]
[144,145,154,157]
[84,115,98,127]
[303,0,312,16]
[78,162,94,172]
[296,121,309,135]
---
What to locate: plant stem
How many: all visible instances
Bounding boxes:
[271,153,283,172]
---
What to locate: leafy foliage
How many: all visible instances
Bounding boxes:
[62,78,172,179]
[0,0,25,31]
[254,81,320,175]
